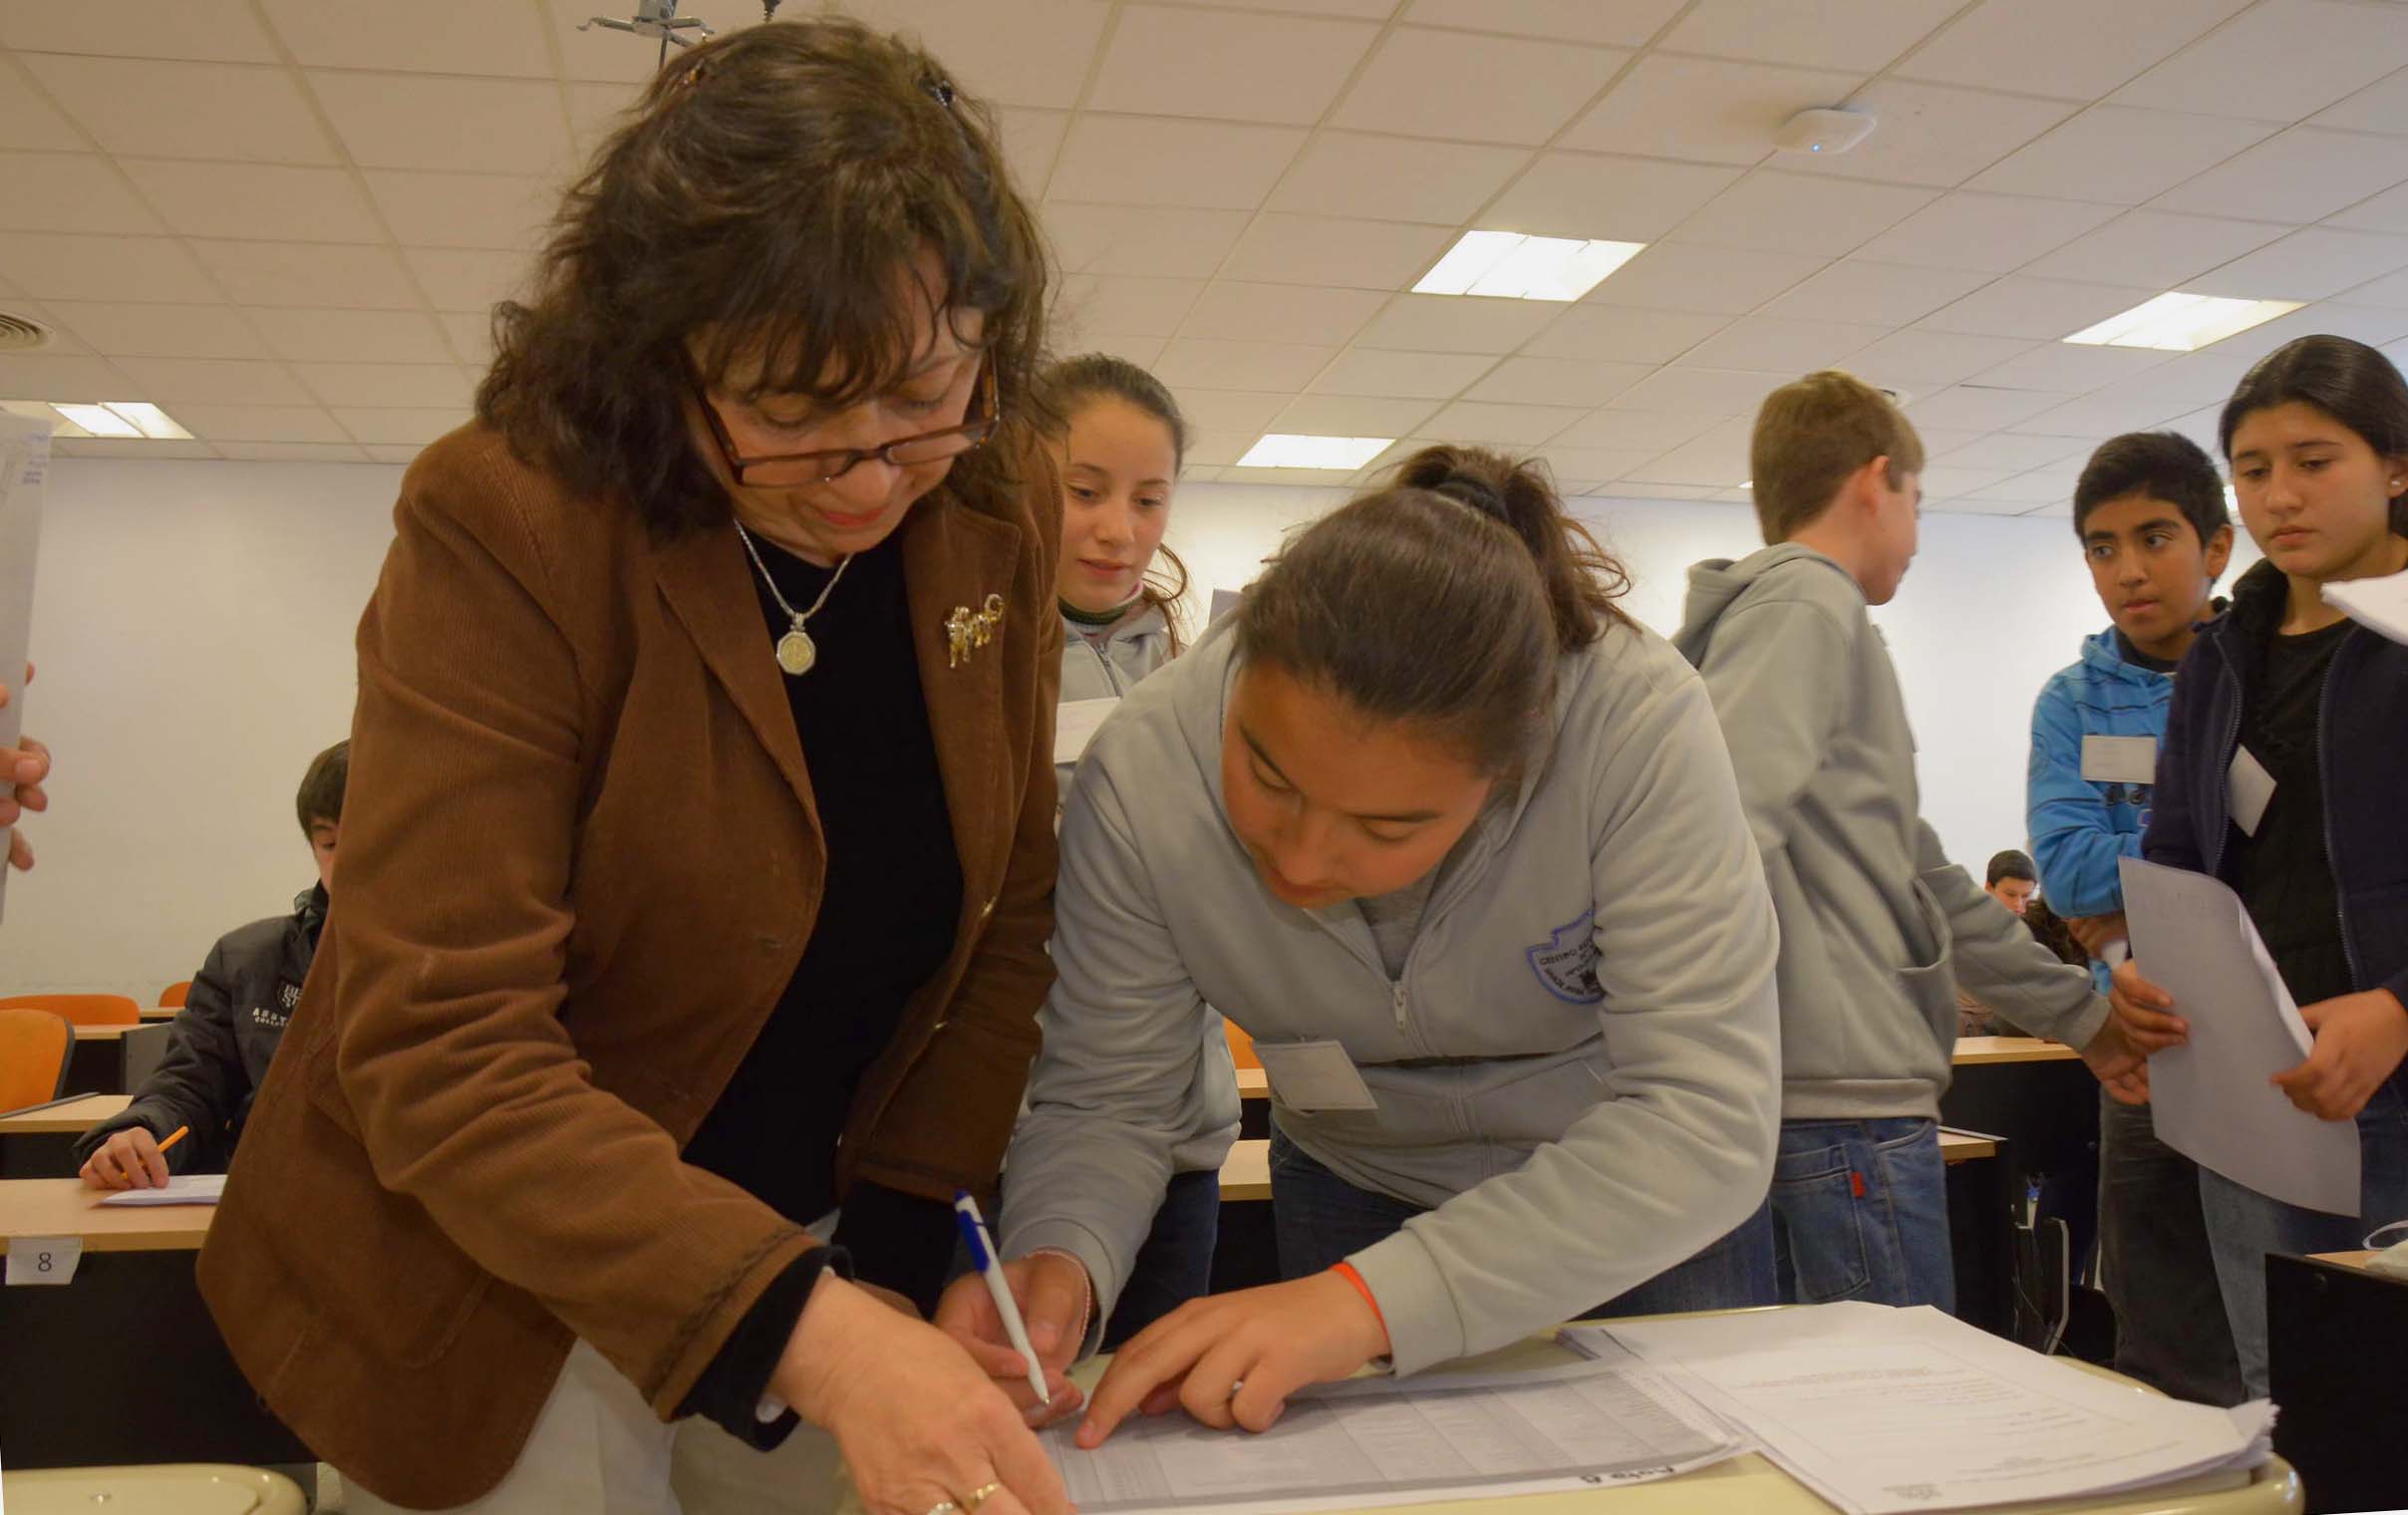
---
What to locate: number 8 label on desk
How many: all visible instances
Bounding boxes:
[6,1236,81,1286]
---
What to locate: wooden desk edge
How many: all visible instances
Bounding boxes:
[0,1178,216,1252]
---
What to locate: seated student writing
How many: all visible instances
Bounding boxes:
[941,446,1782,1446]
[77,742,345,1188]
[2112,334,2408,1399]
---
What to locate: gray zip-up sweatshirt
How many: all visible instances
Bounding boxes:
[1672,545,2107,1121]
[1001,614,1781,1374]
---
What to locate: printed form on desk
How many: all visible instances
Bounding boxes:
[97,1174,225,1206]
[1044,1335,1744,1514]
[1565,1304,2273,1515]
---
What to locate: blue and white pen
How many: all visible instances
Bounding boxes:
[954,1190,1051,1403]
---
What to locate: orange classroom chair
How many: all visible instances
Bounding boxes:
[0,1006,75,1110]
[1224,1019,1261,1071]
[157,981,191,1008]
[0,993,140,1028]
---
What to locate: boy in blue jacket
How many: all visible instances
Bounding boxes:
[2027,432,2241,1404]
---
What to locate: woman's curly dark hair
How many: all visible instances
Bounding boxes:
[476,18,1052,538]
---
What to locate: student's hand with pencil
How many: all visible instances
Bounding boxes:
[2108,957,2188,1054]
[79,1122,186,1190]
[935,1250,1090,1425]
[1073,1269,1389,1448]
[2274,989,2408,1121]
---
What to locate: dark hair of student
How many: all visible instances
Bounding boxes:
[2219,334,2408,537]
[1042,352,1192,655]
[1986,849,2036,888]
[1235,446,1633,776]
[2070,432,2231,566]
[297,741,349,834]
[477,19,1051,540]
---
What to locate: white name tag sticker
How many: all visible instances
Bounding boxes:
[2229,746,2276,838]
[7,1236,82,1286]
[1252,1040,1378,1113]
[2080,735,2158,786]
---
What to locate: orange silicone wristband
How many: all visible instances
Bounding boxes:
[1330,1260,1387,1334]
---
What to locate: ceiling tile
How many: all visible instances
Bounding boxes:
[2112,0,2408,123]
[2330,181,2408,236]
[1558,55,1859,167]
[1523,306,1730,362]
[2313,66,2408,135]
[1906,384,2077,431]
[1896,0,2252,100]
[1088,7,1376,125]
[1083,335,1171,371]
[1270,132,1530,225]
[1335,27,1630,147]
[1177,0,1394,15]
[1933,432,2089,472]
[0,351,141,400]
[52,437,219,458]
[246,308,454,364]
[365,172,552,251]
[310,73,572,176]
[1786,82,2073,189]
[1048,116,1305,210]
[35,301,266,360]
[1846,328,2037,387]
[360,444,427,463]
[1053,275,1206,341]
[1961,469,2075,503]
[214,441,370,461]
[2154,127,2408,225]
[1175,390,1291,435]
[402,248,533,312]
[1853,192,2121,273]
[1622,418,1753,486]
[1220,215,1456,291]
[1483,153,1740,243]
[0,232,217,302]
[1552,408,1728,451]
[0,152,160,234]
[0,0,279,62]
[2008,390,2186,438]
[190,241,420,310]
[0,70,84,152]
[2345,266,2408,309]
[1404,0,1686,46]
[1917,465,2015,499]
[1669,171,1935,259]
[1678,315,1888,371]
[1307,348,1497,399]
[1531,445,1665,481]
[2018,209,2288,286]
[1178,283,1387,347]
[1428,400,1592,445]
[1607,365,1788,414]
[1355,294,1558,354]
[1759,260,1990,325]
[1272,394,1440,435]
[111,356,310,404]
[1586,242,1826,315]
[441,310,495,368]
[1465,356,1650,407]
[335,408,470,447]
[1182,431,1253,467]
[996,108,1069,196]
[1917,277,2163,341]
[22,56,336,164]
[169,403,351,443]
[260,0,550,76]
[1972,342,2174,393]
[121,159,381,243]
[2196,301,2408,364]
[1047,205,1253,278]
[1970,107,2278,206]
[563,81,640,150]
[1155,339,1337,391]
[294,363,475,409]
[832,1,1113,109]
[2185,226,2408,302]
[1662,0,1964,72]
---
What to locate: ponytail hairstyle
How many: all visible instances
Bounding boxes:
[2220,334,2408,537]
[1235,446,1633,776]
[1040,352,1193,654]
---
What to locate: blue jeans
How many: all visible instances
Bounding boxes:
[1266,1121,1776,1316]
[1100,1167,1221,1349]
[2199,1077,2408,1398]
[1770,1117,1954,1312]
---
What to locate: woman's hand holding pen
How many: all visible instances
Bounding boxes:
[935,1250,1091,1426]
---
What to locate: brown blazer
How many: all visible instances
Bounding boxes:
[196,424,1061,1508]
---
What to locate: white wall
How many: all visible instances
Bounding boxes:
[2,459,2209,999]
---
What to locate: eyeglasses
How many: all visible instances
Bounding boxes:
[689,360,999,486]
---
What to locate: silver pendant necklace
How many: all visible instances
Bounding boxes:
[732,521,852,678]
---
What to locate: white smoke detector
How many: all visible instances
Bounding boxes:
[1774,107,1876,156]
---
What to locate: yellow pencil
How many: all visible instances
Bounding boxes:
[156,1124,189,1158]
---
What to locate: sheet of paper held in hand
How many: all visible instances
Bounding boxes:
[1043,1334,1744,1514]
[2324,569,2408,645]
[2120,856,2361,1215]
[0,413,52,924]
[1568,1304,2273,1515]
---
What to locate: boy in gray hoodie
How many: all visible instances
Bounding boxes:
[1673,370,2146,1311]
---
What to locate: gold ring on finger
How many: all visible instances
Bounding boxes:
[964,1484,1005,1512]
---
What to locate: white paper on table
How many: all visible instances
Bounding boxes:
[97,1173,226,1207]
[1572,1304,2271,1515]
[2324,569,2408,644]
[2120,857,2360,1216]
[0,413,54,924]
[1054,698,1118,767]
[1043,1340,1745,1515]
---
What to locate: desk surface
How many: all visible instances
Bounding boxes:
[138,1005,180,1021]
[2308,1250,2380,1271]
[1951,1035,2079,1064]
[0,1177,214,1253]
[0,1094,131,1135]
[64,1023,138,1043]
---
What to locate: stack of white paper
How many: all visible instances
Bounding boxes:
[2325,570,2408,645]
[1043,1336,1745,1514]
[98,1173,226,1207]
[1566,1304,2273,1515]
[1054,698,1119,766]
